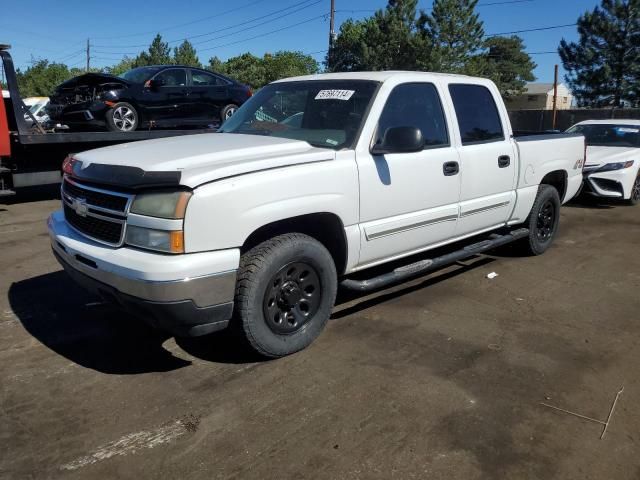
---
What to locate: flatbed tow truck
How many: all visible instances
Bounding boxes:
[0,44,215,196]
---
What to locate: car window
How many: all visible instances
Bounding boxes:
[155,69,187,87]
[449,84,505,145]
[377,83,449,148]
[191,70,225,86]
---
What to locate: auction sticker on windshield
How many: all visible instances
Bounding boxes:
[315,90,355,101]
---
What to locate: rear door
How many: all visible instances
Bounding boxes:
[189,69,230,123]
[446,83,517,236]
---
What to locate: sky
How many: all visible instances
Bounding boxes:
[1,0,601,83]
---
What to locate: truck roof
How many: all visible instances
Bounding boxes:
[273,71,476,83]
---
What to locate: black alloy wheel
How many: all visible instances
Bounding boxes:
[535,199,556,241]
[262,262,321,335]
[520,184,561,256]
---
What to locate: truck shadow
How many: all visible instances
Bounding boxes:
[8,271,267,372]
[9,256,495,371]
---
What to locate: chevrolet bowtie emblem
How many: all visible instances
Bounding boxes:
[72,197,89,217]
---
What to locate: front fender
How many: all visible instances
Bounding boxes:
[184,151,359,253]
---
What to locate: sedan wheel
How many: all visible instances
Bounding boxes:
[107,102,138,132]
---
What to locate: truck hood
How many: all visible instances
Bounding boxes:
[585,146,639,169]
[71,133,335,188]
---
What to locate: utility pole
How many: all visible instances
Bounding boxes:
[552,64,558,130]
[329,0,336,49]
[86,38,90,72]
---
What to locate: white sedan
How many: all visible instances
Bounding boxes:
[567,120,640,205]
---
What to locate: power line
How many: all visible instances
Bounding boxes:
[198,13,328,53]
[91,0,269,40]
[335,0,535,15]
[487,23,576,36]
[93,0,322,50]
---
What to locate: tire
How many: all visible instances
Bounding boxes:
[220,104,239,123]
[234,233,337,358]
[520,184,561,256]
[628,172,640,206]
[106,102,138,132]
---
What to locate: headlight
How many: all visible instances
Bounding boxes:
[125,225,184,254]
[596,161,634,172]
[130,191,191,219]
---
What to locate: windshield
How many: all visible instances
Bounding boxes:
[120,67,162,83]
[219,80,379,149]
[567,123,640,148]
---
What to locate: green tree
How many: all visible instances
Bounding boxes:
[216,53,265,88]
[327,0,427,71]
[16,59,71,96]
[105,56,138,76]
[208,56,226,73]
[262,51,319,83]
[480,36,536,98]
[136,34,172,66]
[422,0,485,73]
[559,0,640,107]
[173,40,201,67]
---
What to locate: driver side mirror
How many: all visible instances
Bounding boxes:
[146,79,165,90]
[371,126,424,155]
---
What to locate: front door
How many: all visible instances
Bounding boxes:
[447,83,517,236]
[139,68,189,126]
[357,82,462,267]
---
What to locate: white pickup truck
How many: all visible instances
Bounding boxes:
[48,71,585,357]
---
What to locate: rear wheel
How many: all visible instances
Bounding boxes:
[521,185,561,256]
[220,104,239,123]
[106,102,138,132]
[234,233,337,358]
[628,172,640,206]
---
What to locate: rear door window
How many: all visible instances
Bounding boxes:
[449,84,504,145]
[377,83,449,148]
[191,70,226,86]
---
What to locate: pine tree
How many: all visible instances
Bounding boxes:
[136,34,172,66]
[423,0,484,73]
[173,40,201,67]
[327,0,427,72]
[559,0,640,107]
[481,36,537,98]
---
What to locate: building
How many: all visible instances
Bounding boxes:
[506,83,573,110]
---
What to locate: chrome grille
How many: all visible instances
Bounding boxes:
[61,177,133,246]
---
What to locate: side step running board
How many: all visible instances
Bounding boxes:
[340,228,529,292]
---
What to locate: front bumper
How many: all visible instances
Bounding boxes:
[583,167,638,199]
[48,210,240,336]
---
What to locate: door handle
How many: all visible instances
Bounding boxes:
[498,155,511,168]
[443,161,459,176]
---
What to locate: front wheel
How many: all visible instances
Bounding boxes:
[628,172,640,206]
[234,233,337,358]
[521,184,561,256]
[106,102,138,132]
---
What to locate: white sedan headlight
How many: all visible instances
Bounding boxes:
[596,160,634,172]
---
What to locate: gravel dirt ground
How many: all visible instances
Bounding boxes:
[1,190,639,480]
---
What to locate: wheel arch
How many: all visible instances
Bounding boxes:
[241,212,349,275]
[539,170,568,202]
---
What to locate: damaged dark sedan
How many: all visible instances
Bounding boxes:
[47,66,252,132]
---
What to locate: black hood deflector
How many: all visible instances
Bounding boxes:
[69,161,182,190]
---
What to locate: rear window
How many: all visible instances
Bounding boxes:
[449,84,504,145]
